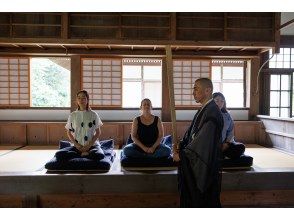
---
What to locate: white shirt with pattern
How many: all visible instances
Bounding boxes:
[65,110,103,146]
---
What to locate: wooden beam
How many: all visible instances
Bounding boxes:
[279,18,294,31]
[224,12,228,41]
[0,47,260,58]
[170,12,176,41]
[165,45,178,145]
[0,38,276,49]
[36,44,45,49]
[273,12,281,54]
[61,13,69,39]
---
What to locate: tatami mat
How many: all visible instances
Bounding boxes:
[246,147,294,169]
[0,145,293,173]
[0,145,23,157]
[0,145,58,172]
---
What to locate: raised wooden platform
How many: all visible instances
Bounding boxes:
[0,144,293,207]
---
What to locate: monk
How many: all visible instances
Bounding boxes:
[173,78,223,207]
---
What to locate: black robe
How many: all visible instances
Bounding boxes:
[178,99,223,207]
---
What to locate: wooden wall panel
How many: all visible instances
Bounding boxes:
[221,190,294,207]
[0,123,26,145]
[37,190,294,207]
[39,193,179,208]
[47,123,68,145]
[26,123,47,145]
[100,123,123,148]
[0,195,22,208]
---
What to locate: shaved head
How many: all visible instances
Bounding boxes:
[195,78,213,91]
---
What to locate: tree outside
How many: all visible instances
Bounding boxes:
[31,58,70,107]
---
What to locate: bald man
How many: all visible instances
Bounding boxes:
[173,78,223,207]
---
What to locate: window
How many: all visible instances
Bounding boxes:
[122,59,162,108]
[269,48,294,69]
[173,59,211,107]
[268,47,294,118]
[82,58,122,107]
[30,58,70,107]
[0,58,29,106]
[269,74,292,118]
[212,60,245,108]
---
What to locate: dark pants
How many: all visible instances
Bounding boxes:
[123,143,171,159]
[223,142,245,159]
[55,145,105,160]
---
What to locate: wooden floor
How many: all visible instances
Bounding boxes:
[0,144,293,207]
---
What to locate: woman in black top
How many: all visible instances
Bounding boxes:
[123,98,171,158]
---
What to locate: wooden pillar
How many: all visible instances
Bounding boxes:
[249,57,261,120]
[70,55,81,112]
[161,57,171,122]
[273,12,281,54]
[165,46,178,144]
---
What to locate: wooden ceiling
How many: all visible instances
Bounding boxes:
[0,12,280,57]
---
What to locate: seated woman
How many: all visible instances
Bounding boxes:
[56,90,104,159]
[213,92,245,159]
[123,98,171,159]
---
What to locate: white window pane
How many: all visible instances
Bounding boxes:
[192,66,200,72]
[280,108,290,118]
[0,88,8,93]
[270,91,280,107]
[144,82,162,108]
[211,66,221,81]
[222,83,243,107]
[201,72,210,78]
[192,61,200,66]
[123,65,141,79]
[30,58,70,107]
[281,91,290,107]
[269,62,275,68]
[284,54,291,61]
[83,60,92,65]
[270,75,280,90]
[0,76,8,81]
[173,66,181,72]
[277,54,283,62]
[201,67,209,72]
[284,62,290,68]
[112,66,121,71]
[276,62,283,68]
[281,75,290,90]
[183,66,191,72]
[291,62,294,68]
[213,83,221,93]
[223,67,243,80]
[123,81,142,107]
[83,65,92,71]
[143,66,162,80]
[284,48,290,54]
[102,66,111,71]
[93,66,101,71]
[270,108,279,117]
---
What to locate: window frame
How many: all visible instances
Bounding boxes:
[268,70,293,118]
[212,59,248,108]
[122,58,162,108]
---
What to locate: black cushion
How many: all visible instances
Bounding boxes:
[222,154,253,168]
[45,139,115,171]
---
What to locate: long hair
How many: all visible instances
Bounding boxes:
[76,90,90,110]
[212,92,228,113]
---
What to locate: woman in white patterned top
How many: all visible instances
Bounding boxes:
[65,90,103,156]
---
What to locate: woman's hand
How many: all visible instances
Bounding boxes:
[147,145,157,154]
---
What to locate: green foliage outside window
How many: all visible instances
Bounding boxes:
[31,58,70,107]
